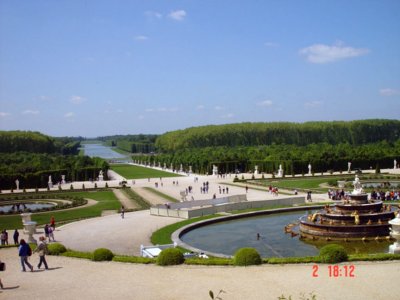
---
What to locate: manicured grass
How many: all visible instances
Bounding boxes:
[0,190,120,229]
[151,214,222,245]
[143,187,179,203]
[111,164,182,180]
[253,177,337,192]
[120,188,151,209]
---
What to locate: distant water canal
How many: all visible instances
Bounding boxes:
[180,210,392,258]
[81,144,129,160]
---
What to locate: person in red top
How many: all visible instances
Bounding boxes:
[50,216,55,230]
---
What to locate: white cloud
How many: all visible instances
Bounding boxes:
[138,115,145,120]
[37,95,51,101]
[196,105,205,110]
[214,106,224,111]
[380,88,400,96]
[145,11,162,19]
[0,112,11,117]
[168,10,186,21]
[304,101,323,108]
[70,95,87,104]
[64,112,75,118]
[22,110,40,115]
[135,35,149,41]
[299,42,369,64]
[257,100,273,106]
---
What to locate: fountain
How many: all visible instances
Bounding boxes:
[299,175,398,241]
[389,214,400,254]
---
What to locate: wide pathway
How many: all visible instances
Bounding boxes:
[1,246,399,300]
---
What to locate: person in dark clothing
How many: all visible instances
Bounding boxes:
[13,229,19,245]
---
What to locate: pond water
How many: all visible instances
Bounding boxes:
[0,202,56,213]
[180,210,392,258]
[81,144,129,160]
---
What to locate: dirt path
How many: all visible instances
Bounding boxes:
[131,187,169,206]
[112,188,139,209]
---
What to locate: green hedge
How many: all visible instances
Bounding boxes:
[47,243,67,255]
[93,248,114,261]
[233,248,262,266]
[156,248,185,266]
[319,244,348,263]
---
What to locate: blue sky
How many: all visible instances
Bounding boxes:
[0,0,399,137]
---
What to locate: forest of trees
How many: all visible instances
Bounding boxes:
[133,120,400,175]
[0,131,108,189]
[155,119,400,151]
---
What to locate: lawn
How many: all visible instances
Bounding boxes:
[111,164,182,179]
[253,177,338,192]
[0,190,120,230]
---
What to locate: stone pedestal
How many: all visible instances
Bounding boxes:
[98,175,104,181]
[21,213,32,224]
[24,221,37,244]
[389,214,400,254]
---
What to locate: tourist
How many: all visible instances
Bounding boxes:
[0,259,4,289]
[121,205,125,219]
[34,236,49,270]
[13,229,19,245]
[0,230,6,246]
[48,226,55,242]
[18,239,33,272]
[245,185,248,193]
[50,216,55,230]
[44,224,50,241]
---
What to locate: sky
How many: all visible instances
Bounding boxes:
[0,0,399,137]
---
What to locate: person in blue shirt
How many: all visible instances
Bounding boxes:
[18,239,33,272]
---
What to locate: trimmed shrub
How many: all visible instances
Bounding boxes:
[233,247,262,266]
[319,244,348,263]
[156,248,184,266]
[48,243,67,255]
[93,248,114,261]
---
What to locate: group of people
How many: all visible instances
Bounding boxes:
[328,188,400,201]
[1,229,20,245]
[0,216,56,289]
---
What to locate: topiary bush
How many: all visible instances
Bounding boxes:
[233,247,262,266]
[156,248,184,266]
[93,248,114,261]
[319,244,348,263]
[48,243,67,255]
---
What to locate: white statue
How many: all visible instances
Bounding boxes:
[352,175,363,195]
[163,163,167,169]
[254,165,259,175]
[98,170,104,181]
[15,179,20,190]
[348,162,352,172]
[212,165,218,176]
[61,175,66,184]
[179,164,183,172]
[395,159,397,170]
[189,165,193,174]
[48,176,53,188]
[277,164,283,177]
[308,163,312,175]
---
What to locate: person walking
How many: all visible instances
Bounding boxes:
[18,239,33,272]
[34,236,49,270]
[0,230,6,246]
[13,229,19,245]
[48,226,55,242]
[121,205,125,219]
[44,224,50,242]
[0,259,4,289]
[50,216,55,230]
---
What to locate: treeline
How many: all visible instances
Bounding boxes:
[133,141,400,175]
[155,120,400,152]
[0,131,82,155]
[0,131,108,189]
[98,134,158,154]
[0,152,108,189]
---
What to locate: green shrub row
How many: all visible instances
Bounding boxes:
[42,243,400,265]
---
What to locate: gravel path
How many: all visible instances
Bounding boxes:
[132,187,169,206]
[112,188,139,210]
